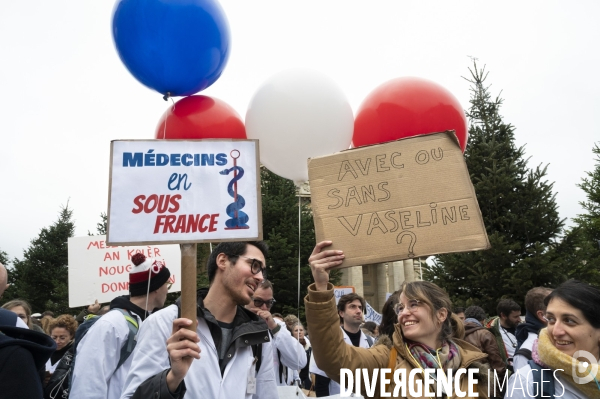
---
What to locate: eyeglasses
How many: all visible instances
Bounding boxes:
[252,298,276,309]
[167,283,173,291]
[394,299,422,315]
[237,255,267,278]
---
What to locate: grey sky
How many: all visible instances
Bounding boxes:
[1,1,598,262]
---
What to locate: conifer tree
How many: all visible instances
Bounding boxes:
[425,64,564,313]
[88,212,107,236]
[0,250,8,268]
[574,144,600,248]
[8,204,74,314]
[552,144,600,285]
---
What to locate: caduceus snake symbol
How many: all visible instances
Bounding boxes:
[219,150,250,229]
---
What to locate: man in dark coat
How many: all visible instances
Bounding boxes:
[463,306,508,398]
[0,308,56,399]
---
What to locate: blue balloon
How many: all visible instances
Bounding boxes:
[112,0,231,97]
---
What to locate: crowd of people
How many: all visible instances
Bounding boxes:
[0,239,598,399]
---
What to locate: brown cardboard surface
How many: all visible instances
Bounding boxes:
[308,131,490,268]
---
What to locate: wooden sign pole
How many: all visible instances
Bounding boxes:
[180,243,198,330]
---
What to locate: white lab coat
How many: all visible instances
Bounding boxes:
[120,304,277,399]
[71,309,142,399]
[309,328,372,395]
[270,319,307,386]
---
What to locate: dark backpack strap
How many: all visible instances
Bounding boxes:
[515,348,532,361]
[528,359,555,399]
[277,349,287,383]
[365,334,374,347]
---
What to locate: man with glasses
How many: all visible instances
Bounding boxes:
[121,241,278,399]
[71,253,172,399]
[245,279,307,386]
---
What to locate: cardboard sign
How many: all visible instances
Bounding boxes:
[107,140,262,245]
[308,131,490,268]
[67,236,181,307]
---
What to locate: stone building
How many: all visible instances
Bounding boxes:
[338,258,425,312]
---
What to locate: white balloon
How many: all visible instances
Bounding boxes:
[246,68,354,185]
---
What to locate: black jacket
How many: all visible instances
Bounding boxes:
[0,309,56,399]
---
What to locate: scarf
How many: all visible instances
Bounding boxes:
[515,310,546,350]
[407,340,461,372]
[532,328,600,398]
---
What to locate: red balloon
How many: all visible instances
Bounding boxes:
[353,77,467,152]
[155,95,246,139]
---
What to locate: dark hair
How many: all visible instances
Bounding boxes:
[206,241,268,283]
[525,287,553,315]
[464,306,487,322]
[272,313,283,319]
[453,307,465,314]
[260,279,273,291]
[544,280,600,328]
[497,299,521,318]
[362,321,378,334]
[379,290,400,339]
[399,281,464,342]
[337,293,366,324]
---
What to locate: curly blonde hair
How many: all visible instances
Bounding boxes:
[48,314,78,338]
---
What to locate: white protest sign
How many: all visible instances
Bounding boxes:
[107,140,262,245]
[364,302,383,324]
[333,286,355,304]
[68,236,181,308]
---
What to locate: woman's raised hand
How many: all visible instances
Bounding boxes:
[308,241,344,291]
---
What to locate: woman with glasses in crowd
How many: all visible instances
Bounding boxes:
[305,241,491,398]
[505,280,600,398]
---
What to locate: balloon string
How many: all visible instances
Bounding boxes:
[161,97,176,139]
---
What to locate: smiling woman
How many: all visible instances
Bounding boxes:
[305,240,492,398]
[505,280,600,398]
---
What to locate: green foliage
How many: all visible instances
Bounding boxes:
[6,204,75,314]
[88,212,107,236]
[574,144,600,242]
[0,250,9,267]
[425,64,564,313]
[551,144,600,285]
[260,167,340,321]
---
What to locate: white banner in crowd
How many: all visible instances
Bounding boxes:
[363,302,383,324]
[107,139,262,245]
[68,235,181,308]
